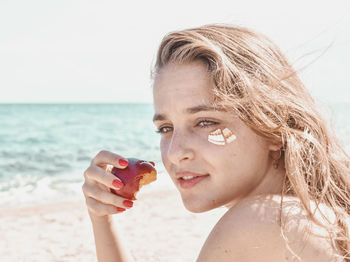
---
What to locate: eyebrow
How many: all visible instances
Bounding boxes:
[152,104,225,122]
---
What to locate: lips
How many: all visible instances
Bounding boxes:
[175,172,209,189]
[175,171,208,180]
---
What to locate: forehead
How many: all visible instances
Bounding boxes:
[153,62,215,112]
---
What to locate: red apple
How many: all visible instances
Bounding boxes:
[110,158,157,200]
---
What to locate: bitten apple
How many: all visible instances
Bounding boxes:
[110,158,157,200]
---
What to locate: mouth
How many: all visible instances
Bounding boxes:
[175,171,209,189]
[175,171,208,180]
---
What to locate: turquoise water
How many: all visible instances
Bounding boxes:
[0,103,349,208]
[0,104,170,208]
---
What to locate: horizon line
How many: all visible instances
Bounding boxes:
[0,102,153,105]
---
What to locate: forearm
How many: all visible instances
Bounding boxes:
[90,214,134,262]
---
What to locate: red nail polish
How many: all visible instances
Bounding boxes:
[118,158,128,166]
[116,207,126,212]
[123,200,133,208]
[112,179,123,189]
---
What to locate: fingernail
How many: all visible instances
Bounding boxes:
[116,207,126,212]
[112,179,123,189]
[118,158,128,166]
[123,200,133,208]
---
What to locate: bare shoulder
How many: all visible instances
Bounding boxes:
[196,195,341,262]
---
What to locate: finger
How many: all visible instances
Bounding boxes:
[83,182,134,209]
[82,180,109,198]
[86,197,126,216]
[84,165,124,190]
[91,150,128,169]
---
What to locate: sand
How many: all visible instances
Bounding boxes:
[0,189,226,262]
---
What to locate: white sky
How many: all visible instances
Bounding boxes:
[0,0,349,103]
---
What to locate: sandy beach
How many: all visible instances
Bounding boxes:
[0,188,226,262]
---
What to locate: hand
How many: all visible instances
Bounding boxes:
[82,150,134,221]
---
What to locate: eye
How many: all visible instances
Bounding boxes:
[197,119,218,128]
[155,126,173,134]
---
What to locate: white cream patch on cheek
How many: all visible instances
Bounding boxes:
[222,127,236,143]
[208,127,236,146]
[208,128,225,145]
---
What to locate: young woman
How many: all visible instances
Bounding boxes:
[82,24,350,261]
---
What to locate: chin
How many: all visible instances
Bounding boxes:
[181,196,216,213]
[184,204,210,213]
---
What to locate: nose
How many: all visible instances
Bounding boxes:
[165,129,195,165]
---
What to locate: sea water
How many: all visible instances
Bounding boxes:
[0,103,349,208]
[0,104,171,208]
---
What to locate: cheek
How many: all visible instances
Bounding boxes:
[159,138,174,172]
[159,138,168,161]
[207,127,236,146]
[225,134,269,173]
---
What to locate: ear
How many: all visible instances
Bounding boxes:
[268,142,283,151]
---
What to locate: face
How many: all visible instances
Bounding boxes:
[153,61,282,213]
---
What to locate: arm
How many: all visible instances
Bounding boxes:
[90,214,134,262]
[82,151,136,262]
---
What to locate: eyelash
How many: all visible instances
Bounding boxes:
[155,119,218,134]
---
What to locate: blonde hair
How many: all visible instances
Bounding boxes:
[153,24,350,260]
